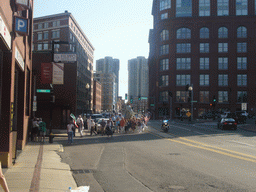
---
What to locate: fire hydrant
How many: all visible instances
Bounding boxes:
[49,132,54,143]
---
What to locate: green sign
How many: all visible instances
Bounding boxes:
[37,89,51,93]
[150,104,155,106]
[141,97,147,100]
[191,101,198,103]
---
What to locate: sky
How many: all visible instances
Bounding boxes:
[33,0,154,99]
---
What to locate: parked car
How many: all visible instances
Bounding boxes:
[217,118,237,130]
[95,118,109,134]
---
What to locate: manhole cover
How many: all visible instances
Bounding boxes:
[168,185,185,190]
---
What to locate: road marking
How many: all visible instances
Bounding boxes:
[149,128,256,163]
[228,140,255,147]
[194,131,204,135]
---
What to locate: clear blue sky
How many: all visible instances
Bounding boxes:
[33,0,153,98]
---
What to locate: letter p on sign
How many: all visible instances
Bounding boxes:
[15,17,28,35]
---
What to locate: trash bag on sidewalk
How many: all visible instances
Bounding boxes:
[72,186,90,192]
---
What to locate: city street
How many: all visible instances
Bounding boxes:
[56,121,256,192]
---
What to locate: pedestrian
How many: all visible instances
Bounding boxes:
[32,117,39,142]
[72,119,77,137]
[120,117,126,133]
[87,116,92,134]
[131,117,137,133]
[67,120,74,144]
[106,118,114,137]
[76,115,84,137]
[39,118,47,143]
[116,117,120,133]
[0,161,10,192]
[99,119,107,136]
[90,119,97,135]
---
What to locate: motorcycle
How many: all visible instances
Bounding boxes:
[161,119,169,132]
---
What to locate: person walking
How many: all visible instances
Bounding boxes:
[32,117,39,142]
[39,118,47,142]
[87,116,92,135]
[0,161,9,192]
[100,119,107,136]
[76,115,84,137]
[67,120,74,144]
[120,117,125,133]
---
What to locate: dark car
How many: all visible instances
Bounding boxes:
[217,118,237,130]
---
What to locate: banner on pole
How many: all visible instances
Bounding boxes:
[52,63,64,84]
[41,63,52,84]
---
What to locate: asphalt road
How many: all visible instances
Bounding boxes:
[56,121,256,191]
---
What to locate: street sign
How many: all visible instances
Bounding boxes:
[191,100,197,103]
[150,104,155,107]
[242,103,247,111]
[186,111,191,117]
[37,89,51,93]
[14,16,29,36]
[141,97,147,100]
[33,101,37,111]
[54,53,77,63]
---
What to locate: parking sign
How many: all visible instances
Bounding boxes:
[14,16,28,36]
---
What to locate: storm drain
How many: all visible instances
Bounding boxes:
[72,169,91,174]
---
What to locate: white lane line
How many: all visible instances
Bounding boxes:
[194,131,204,135]
[228,140,255,147]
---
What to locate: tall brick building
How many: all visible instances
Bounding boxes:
[149,0,256,119]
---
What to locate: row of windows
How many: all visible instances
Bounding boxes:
[35,20,60,30]
[159,90,247,103]
[160,0,251,17]
[160,26,247,41]
[159,74,247,86]
[36,30,60,41]
[160,42,247,55]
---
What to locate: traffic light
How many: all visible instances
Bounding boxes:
[212,95,217,107]
[130,96,133,104]
[138,95,141,101]
[125,93,127,100]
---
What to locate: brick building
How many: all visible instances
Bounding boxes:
[93,79,102,114]
[149,0,256,119]
[0,1,33,167]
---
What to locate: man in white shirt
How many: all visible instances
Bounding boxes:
[76,115,84,137]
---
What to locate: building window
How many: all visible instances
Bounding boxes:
[237,26,247,38]
[237,91,247,102]
[38,43,42,50]
[160,75,169,86]
[217,0,229,16]
[236,0,248,15]
[70,33,73,40]
[160,0,171,11]
[218,91,228,103]
[176,74,191,86]
[177,43,191,53]
[37,33,42,40]
[38,23,43,29]
[199,0,210,16]
[200,27,209,39]
[52,20,60,27]
[54,40,60,49]
[159,91,169,102]
[218,57,228,70]
[160,59,169,71]
[237,42,247,53]
[218,74,228,86]
[200,43,209,53]
[44,22,48,28]
[237,57,247,70]
[176,0,192,17]
[160,44,169,55]
[218,43,228,53]
[200,57,209,70]
[43,31,48,39]
[160,30,169,41]
[176,58,191,70]
[218,27,228,38]
[200,74,209,86]
[43,42,48,50]
[161,13,168,19]
[52,30,60,39]
[176,91,189,102]
[237,74,247,86]
[200,91,209,103]
[177,28,191,39]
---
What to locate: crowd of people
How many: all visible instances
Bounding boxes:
[31,117,47,143]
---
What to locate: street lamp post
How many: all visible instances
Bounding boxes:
[85,83,90,118]
[188,85,193,121]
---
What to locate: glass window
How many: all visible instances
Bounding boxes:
[218,91,228,103]
[218,57,228,70]
[44,22,48,28]
[38,23,43,29]
[200,91,209,103]
[38,43,42,50]
[52,20,60,27]
[160,75,169,86]
[200,74,209,86]
[161,30,169,41]
[200,57,209,70]
[54,40,60,49]
[176,74,191,86]
[237,91,247,102]
[237,57,247,70]
[218,74,228,86]
[236,0,248,15]
[237,42,247,53]
[43,42,48,50]
[160,44,169,55]
[52,30,60,39]
[237,74,247,86]
[199,0,210,16]
[217,0,229,16]
[161,13,168,19]
[177,43,191,53]
[237,26,247,38]
[159,91,169,102]
[43,31,48,39]
[176,91,189,102]
[37,33,42,40]
[200,27,209,39]
[200,43,209,53]
[177,28,191,39]
[176,0,192,17]
[218,27,228,38]
[176,58,191,70]
[218,43,228,53]
[160,0,171,11]
[160,59,169,71]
